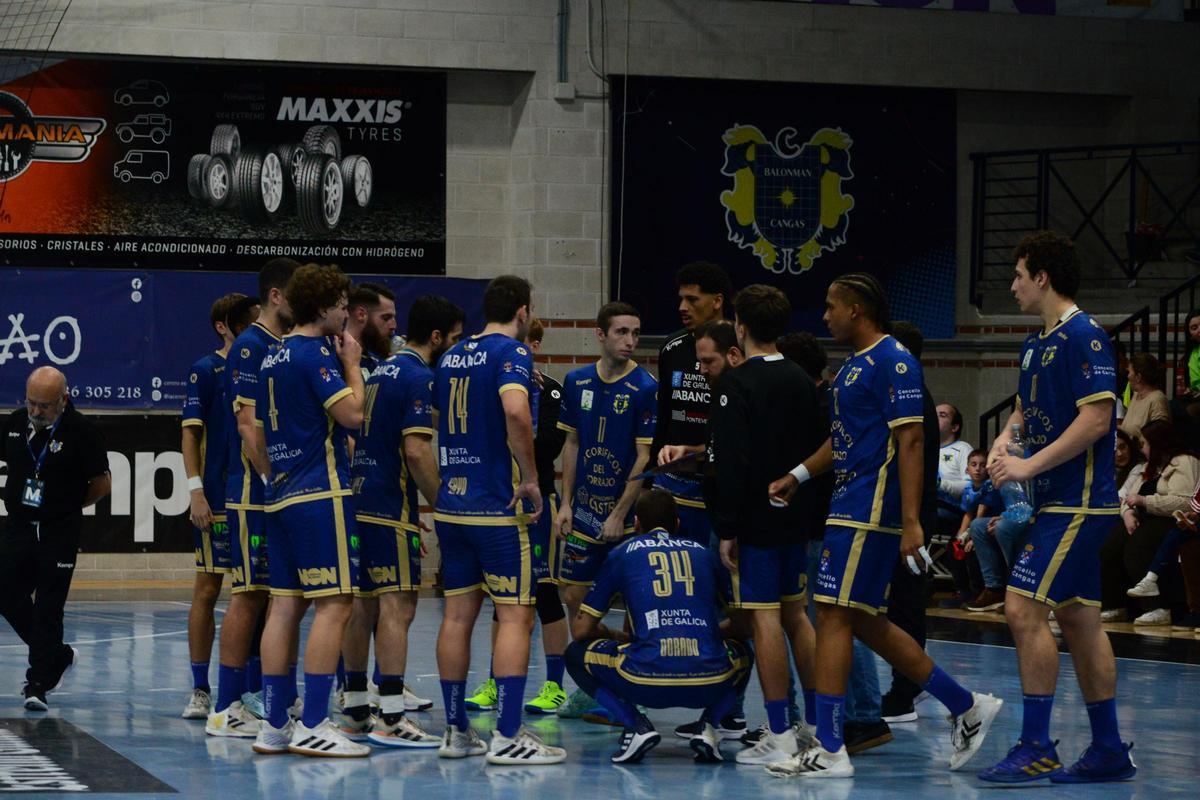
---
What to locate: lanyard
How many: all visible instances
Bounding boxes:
[27,415,63,479]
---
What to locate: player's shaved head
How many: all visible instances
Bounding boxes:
[26,366,68,429]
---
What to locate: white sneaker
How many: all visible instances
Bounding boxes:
[367,715,441,748]
[486,727,567,765]
[288,698,304,721]
[182,688,212,719]
[206,700,261,738]
[689,722,723,763]
[1133,607,1172,625]
[793,721,818,750]
[766,744,855,778]
[948,692,1003,771]
[1127,575,1160,598]
[288,718,370,757]
[735,728,799,765]
[1100,608,1127,623]
[438,725,488,758]
[253,719,294,754]
[404,685,434,712]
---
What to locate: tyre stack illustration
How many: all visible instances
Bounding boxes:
[187,124,372,234]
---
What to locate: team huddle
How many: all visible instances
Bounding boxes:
[178,234,1137,783]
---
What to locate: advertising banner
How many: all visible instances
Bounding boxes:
[0,56,446,273]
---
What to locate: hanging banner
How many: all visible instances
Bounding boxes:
[0,56,446,273]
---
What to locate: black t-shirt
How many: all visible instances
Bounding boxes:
[534,371,565,497]
[2,404,109,528]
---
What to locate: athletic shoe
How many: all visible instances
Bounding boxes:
[182,688,212,719]
[404,685,433,712]
[966,588,1006,613]
[241,690,265,720]
[465,679,498,711]
[611,716,661,764]
[556,687,595,718]
[1050,742,1137,783]
[735,728,799,765]
[766,744,854,779]
[1100,608,1127,623]
[486,727,567,765]
[689,723,723,763]
[843,720,892,755]
[948,693,1003,771]
[48,645,78,691]
[206,700,261,738]
[740,723,768,746]
[881,693,918,723]
[1133,608,1171,625]
[1171,612,1200,631]
[524,681,568,714]
[288,698,304,721]
[1127,575,1160,598]
[581,706,622,727]
[793,721,818,750]
[674,714,747,740]
[438,725,488,758]
[335,710,372,741]
[977,739,1062,783]
[367,715,441,748]
[252,720,294,755]
[288,718,371,757]
[22,682,47,712]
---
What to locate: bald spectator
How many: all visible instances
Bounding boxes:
[1,368,111,711]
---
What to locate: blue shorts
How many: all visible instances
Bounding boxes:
[229,508,270,593]
[729,541,807,609]
[194,516,232,574]
[578,638,751,709]
[529,494,560,585]
[812,525,899,615]
[1007,511,1112,608]
[557,532,616,586]
[355,519,421,596]
[437,517,544,605]
[675,501,713,546]
[267,496,359,598]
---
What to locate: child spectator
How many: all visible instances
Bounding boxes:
[961,450,1030,612]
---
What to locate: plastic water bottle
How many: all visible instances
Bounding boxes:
[1000,424,1034,523]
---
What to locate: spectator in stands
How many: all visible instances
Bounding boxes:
[1171,309,1200,421]
[936,405,974,508]
[1115,429,1145,502]
[1126,501,1200,633]
[1119,353,1170,440]
[962,450,1029,613]
[1099,420,1199,624]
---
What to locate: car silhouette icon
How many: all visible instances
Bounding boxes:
[116,114,172,144]
[114,150,170,183]
[114,79,169,107]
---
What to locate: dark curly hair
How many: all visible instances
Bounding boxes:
[286,264,352,326]
[1013,230,1081,300]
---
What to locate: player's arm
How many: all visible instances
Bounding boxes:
[502,387,542,522]
[556,428,579,538]
[769,437,833,503]
[647,345,672,472]
[987,407,1024,466]
[894,420,926,563]
[601,441,651,542]
[574,561,628,641]
[236,404,271,479]
[991,400,1112,487]
[329,333,365,429]
[181,424,212,531]
[403,432,439,506]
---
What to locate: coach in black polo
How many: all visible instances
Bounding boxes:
[1,366,110,711]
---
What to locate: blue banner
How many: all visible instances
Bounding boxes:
[0,268,487,410]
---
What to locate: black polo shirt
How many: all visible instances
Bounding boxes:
[2,404,109,528]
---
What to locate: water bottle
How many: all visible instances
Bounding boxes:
[1000,424,1034,523]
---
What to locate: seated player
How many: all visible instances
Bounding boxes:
[565,489,752,764]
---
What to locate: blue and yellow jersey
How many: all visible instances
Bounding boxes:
[1017,308,1119,514]
[433,333,534,524]
[225,322,282,510]
[827,335,925,534]
[580,529,736,684]
[181,350,230,516]
[557,362,657,542]
[256,335,354,510]
[352,349,435,531]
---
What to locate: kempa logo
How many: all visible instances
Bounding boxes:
[0,91,106,181]
[276,97,409,124]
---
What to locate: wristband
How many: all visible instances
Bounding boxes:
[187,476,204,492]
[788,464,811,485]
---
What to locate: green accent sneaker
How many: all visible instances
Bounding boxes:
[556,687,596,719]
[524,681,568,715]
[464,678,498,711]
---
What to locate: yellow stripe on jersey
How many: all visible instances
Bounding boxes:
[322,387,353,410]
[1076,391,1116,407]
[868,434,896,528]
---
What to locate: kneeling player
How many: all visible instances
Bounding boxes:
[566,490,751,764]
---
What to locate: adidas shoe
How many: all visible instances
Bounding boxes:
[556,687,595,719]
[438,725,488,758]
[465,679,498,711]
[288,718,370,757]
[1050,742,1137,783]
[1126,575,1160,598]
[404,685,433,712]
[335,710,372,741]
[367,715,441,749]
[689,722,723,763]
[611,716,660,764]
[735,728,799,765]
[766,743,854,779]
[206,700,261,738]
[182,688,212,720]
[486,727,567,765]
[241,690,265,720]
[977,739,1062,783]
[524,681,568,714]
[949,693,1004,771]
[252,719,294,755]
[674,714,747,741]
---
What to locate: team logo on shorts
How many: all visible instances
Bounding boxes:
[613,394,630,414]
[719,124,854,274]
[1041,346,1058,367]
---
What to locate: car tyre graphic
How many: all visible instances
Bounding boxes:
[210,124,241,160]
[151,128,165,144]
[187,153,208,200]
[151,172,164,184]
[233,148,285,223]
[296,154,343,234]
[275,142,305,190]
[116,93,132,106]
[339,155,372,211]
[118,128,134,143]
[202,153,233,208]
[119,171,132,183]
[302,125,342,160]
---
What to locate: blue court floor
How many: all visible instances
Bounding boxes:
[2,600,1197,798]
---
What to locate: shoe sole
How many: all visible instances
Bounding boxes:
[485,753,567,765]
[794,764,856,779]
[689,738,723,763]
[205,727,257,738]
[846,731,894,755]
[736,751,796,766]
[966,603,1005,612]
[438,749,487,759]
[465,703,497,712]
[337,727,371,742]
[287,745,370,758]
[978,770,1058,783]
[23,699,47,712]
[674,727,745,741]
[1049,766,1136,784]
[524,704,564,714]
[367,733,441,748]
[882,711,917,723]
[405,701,434,712]
[251,743,290,755]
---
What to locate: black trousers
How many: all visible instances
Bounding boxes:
[0,519,80,688]
[883,513,942,703]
